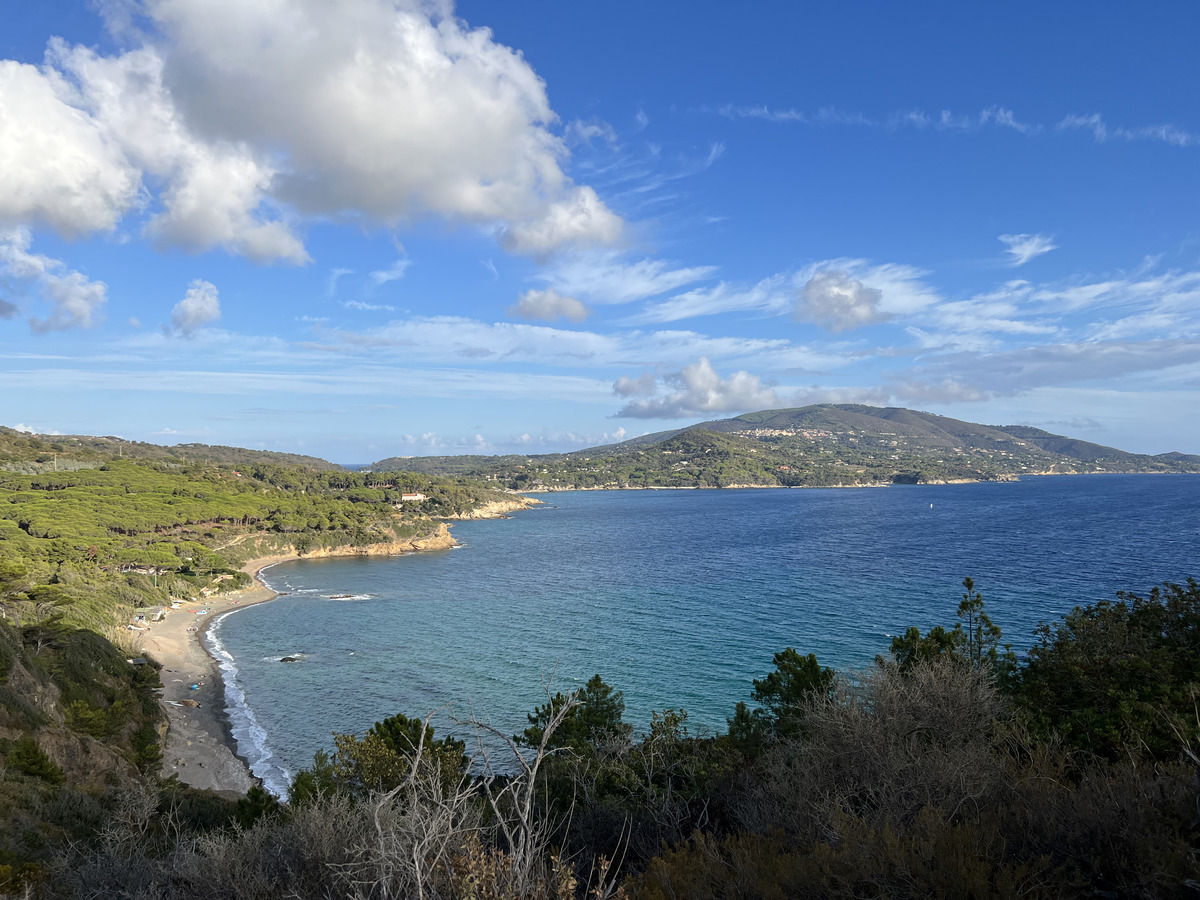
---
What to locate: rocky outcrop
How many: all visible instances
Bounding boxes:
[298,522,458,557]
[440,496,541,520]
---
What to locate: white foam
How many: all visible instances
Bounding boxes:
[204,612,293,798]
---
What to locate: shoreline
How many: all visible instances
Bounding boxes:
[135,530,462,798]
[136,557,281,797]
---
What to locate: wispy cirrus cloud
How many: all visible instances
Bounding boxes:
[709,103,1200,149]
[999,233,1058,266]
[542,252,718,305]
[368,258,411,289]
[1057,113,1200,147]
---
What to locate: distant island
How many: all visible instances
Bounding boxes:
[363,404,1200,490]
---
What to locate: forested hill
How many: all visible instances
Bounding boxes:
[0,426,341,474]
[365,404,1200,490]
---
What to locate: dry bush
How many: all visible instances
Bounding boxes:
[738,658,1007,841]
[54,697,625,899]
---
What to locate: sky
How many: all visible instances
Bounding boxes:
[2,1,1200,463]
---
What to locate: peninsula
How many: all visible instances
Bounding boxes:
[363,404,1200,490]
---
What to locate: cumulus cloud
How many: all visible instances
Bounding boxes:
[613,372,657,396]
[999,233,1057,267]
[0,0,621,259]
[0,298,17,319]
[509,287,589,323]
[796,270,889,332]
[498,186,622,257]
[615,357,780,418]
[0,59,142,234]
[0,227,108,331]
[170,278,221,336]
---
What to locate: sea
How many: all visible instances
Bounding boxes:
[204,475,1200,796]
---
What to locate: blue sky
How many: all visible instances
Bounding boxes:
[2,1,1199,462]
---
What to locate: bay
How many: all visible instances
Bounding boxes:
[209,475,1200,795]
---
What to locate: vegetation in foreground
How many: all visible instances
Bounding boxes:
[7,578,1196,899]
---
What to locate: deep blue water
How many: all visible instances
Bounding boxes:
[207,476,1200,795]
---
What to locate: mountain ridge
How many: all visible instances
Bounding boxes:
[365,404,1200,489]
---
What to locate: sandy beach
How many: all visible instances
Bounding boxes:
[133,526,465,797]
[135,554,295,798]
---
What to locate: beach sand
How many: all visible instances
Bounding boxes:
[131,523,466,798]
[136,555,296,798]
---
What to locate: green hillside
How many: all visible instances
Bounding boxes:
[0,426,342,474]
[366,404,1200,489]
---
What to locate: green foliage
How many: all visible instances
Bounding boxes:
[520,674,633,753]
[287,748,338,807]
[233,784,282,830]
[2,737,63,785]
[747,648,835,739]
[305,713,470,797]
[1017,578,1200,761]
[887,578,1016,686]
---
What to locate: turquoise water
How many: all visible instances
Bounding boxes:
[207,476,1200,795]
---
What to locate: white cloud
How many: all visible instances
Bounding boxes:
[0,59,142,234]
[564,118,617,147]
[0,0,621,259]
[343,300,397,313]
[1058,113,1198,147]
[170,278,221,336]
[509,287,589,323]
[896,339,1200,400]
[796,270,888,332]
[713,104,871,126]
[0,227,108,332]
[632,259,938,325]
[369,259,412,288]
[499,186,622,257]
[999,233,1057,266]
[613,372,656,396]
[636,274,791,323]
[49,40,308,263]
[712,104,1036,134]
[544,252,717,305]
[327,267,354,296]
[615,356,780,418]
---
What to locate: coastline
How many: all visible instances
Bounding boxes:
[135,527,461,798]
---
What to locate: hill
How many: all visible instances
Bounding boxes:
[365,404,1200,489]
[0,427,342,474]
